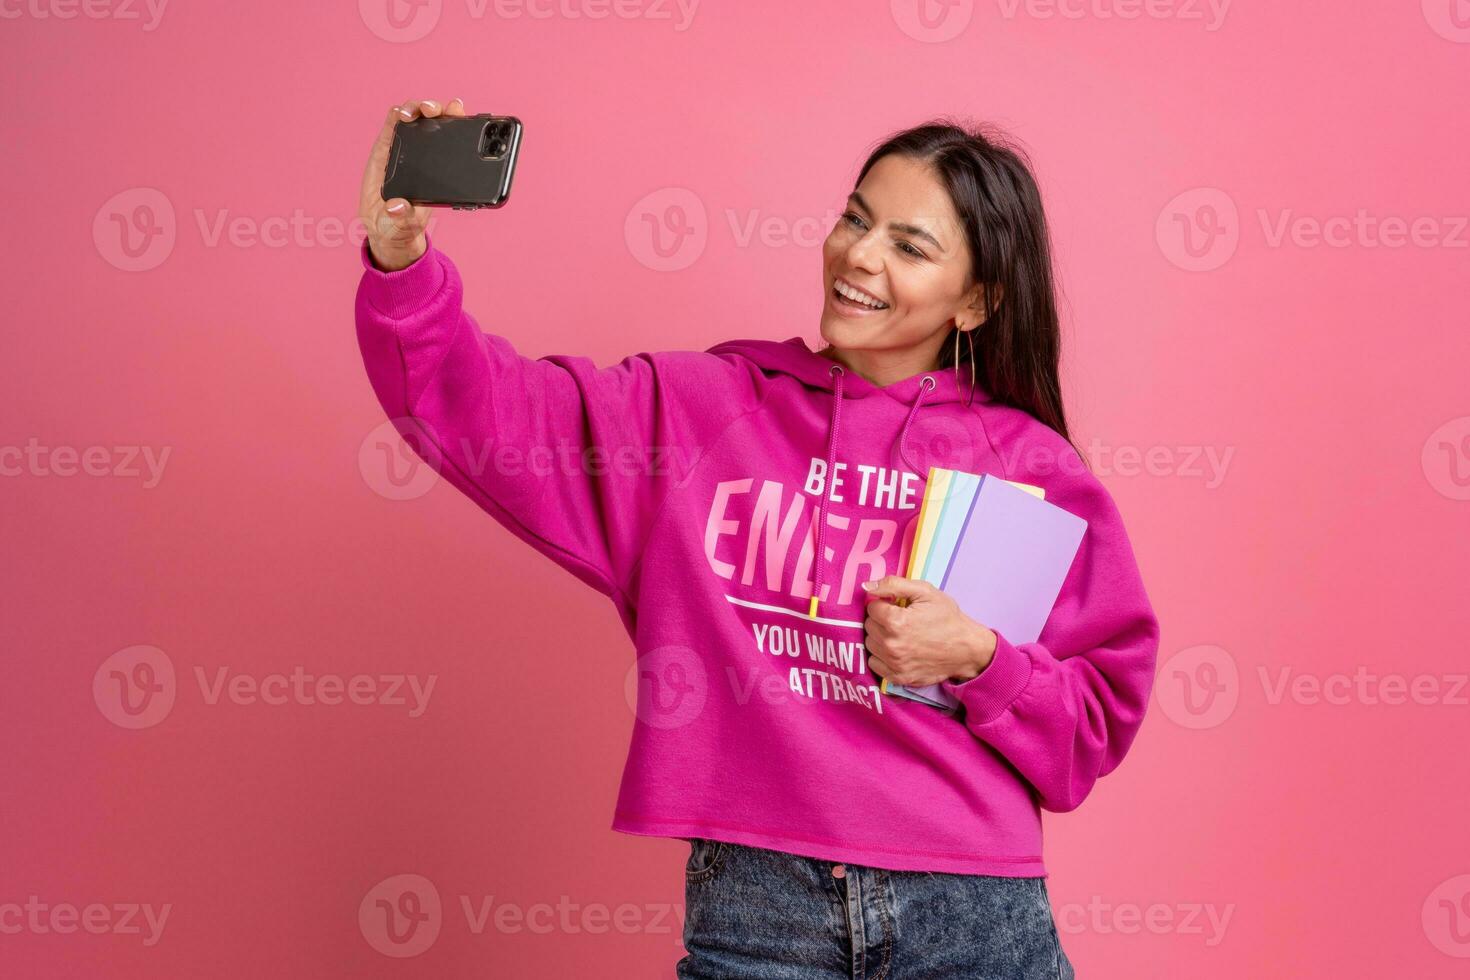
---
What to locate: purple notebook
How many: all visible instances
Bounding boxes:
[897,475,1089,707]
[939,475,1089,639]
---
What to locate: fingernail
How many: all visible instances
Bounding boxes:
[396,107,412,119]
[449,96,463,105]
[422,100,439,111]
[386,201,406,214]
[861,581,874,591]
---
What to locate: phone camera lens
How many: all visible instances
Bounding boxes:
[481,122,512,158]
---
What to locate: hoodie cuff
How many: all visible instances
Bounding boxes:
[940,629,1033,726]
[358,232,445,319]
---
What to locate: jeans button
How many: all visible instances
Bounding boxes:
[831,864,846,879]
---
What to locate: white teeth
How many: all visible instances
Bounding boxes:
[835,280,887,309]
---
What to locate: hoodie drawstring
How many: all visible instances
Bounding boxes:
[807,369,936,619]
[808,364,845,619]
[897,375,937,476]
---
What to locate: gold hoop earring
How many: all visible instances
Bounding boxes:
[967,327,976,405]
[952,327,961,388]
[953,324,977,406]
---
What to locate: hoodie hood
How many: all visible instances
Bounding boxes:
[706,336,991,620]
[706,335,987,408]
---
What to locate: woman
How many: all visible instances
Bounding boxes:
[356,98,1159,978]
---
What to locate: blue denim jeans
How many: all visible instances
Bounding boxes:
[677,838,1075,979]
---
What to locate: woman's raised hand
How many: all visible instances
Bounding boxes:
[359,97,467,271]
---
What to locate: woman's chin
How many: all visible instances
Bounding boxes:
[816,317,844,350]
[819,315,876,348]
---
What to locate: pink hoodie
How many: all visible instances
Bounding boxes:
[355,235,1161,876]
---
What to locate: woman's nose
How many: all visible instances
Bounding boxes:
[845,233,882,274]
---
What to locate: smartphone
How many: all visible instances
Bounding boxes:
[381,113,522,210]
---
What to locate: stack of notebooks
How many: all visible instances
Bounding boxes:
[879,467,1089,710]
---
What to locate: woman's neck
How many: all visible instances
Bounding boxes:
[817,341,943,389]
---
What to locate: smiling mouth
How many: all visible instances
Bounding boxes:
[831,278,889,311]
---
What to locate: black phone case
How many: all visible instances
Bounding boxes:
[381,114,522,209]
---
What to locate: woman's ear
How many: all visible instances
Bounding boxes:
[961,282,1003,328]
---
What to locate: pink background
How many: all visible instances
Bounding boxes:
[5,0,1470,976]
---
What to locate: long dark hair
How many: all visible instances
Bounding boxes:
[853,120,1080,459]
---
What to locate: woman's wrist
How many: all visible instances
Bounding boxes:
[368,235,427,273]
[949,621,997,684]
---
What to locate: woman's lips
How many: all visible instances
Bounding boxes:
[829,283,888,317]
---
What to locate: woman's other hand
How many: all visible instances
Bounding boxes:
[861,576,997,686]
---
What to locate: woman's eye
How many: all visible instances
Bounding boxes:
[840,212,923,258]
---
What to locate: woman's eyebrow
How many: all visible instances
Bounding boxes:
[847,191,944,251]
